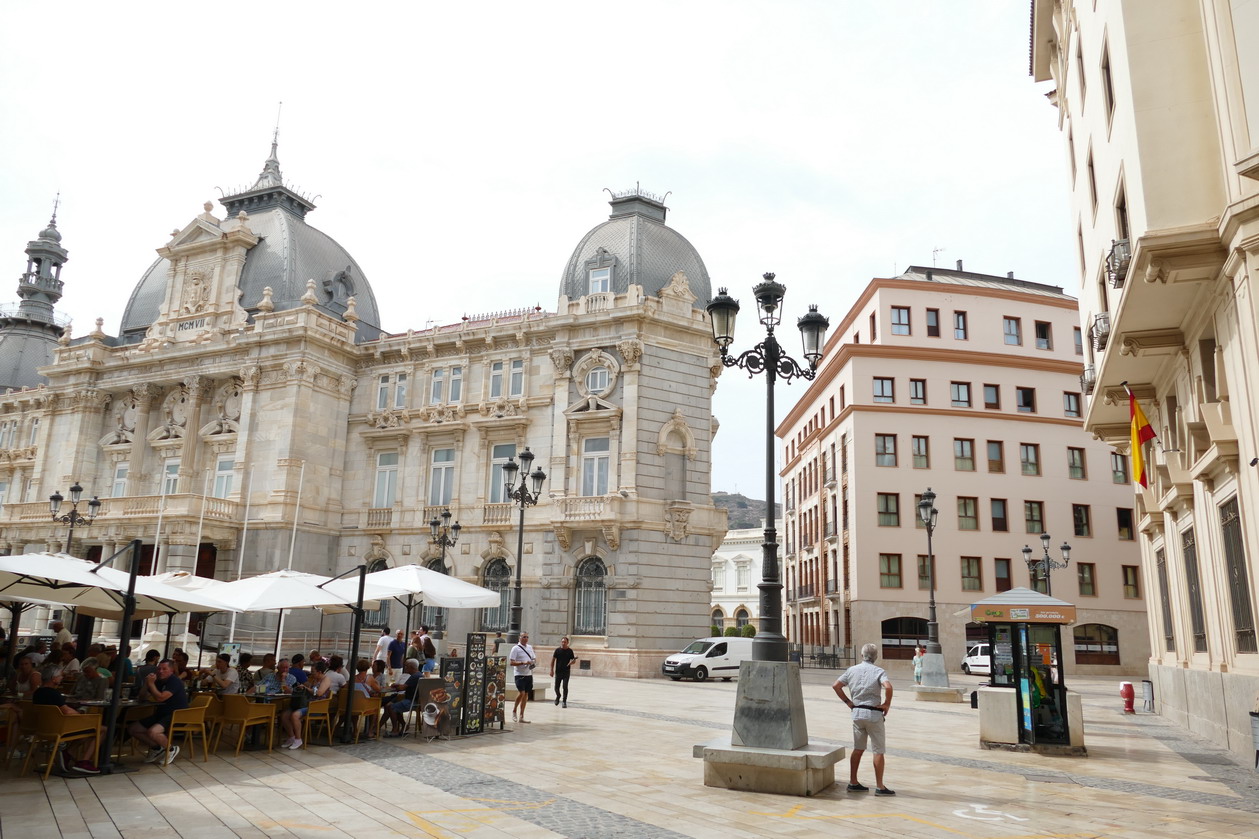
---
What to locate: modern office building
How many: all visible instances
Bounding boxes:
[1031,1,1259,755]
[0,142,726,677]
[778,265,1148,675]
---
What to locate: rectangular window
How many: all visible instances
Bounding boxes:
[489,361,504,398]
[1122,565,1141,599]
[954,438,975,471]
[909,379,926,405]
[429,448,455,506]
[111,465,128,498]
[581,437,611,496]
[27,417,38,446]
[1074,326,1084,356]
[991,498,1009,532]
[950,382,971,408]
[589,267,610,294]
[1016,387,1036,413]
[917,554,932,590]
[1183,527,1208,652]
[162,458,180,496]
[879,554,902,588]
[1003,317,1022,345]
[869,313,876,341]
[509,359,525,397]
[877,493,900,527]
[1220,498,1257,653]
[0,480,7,514]
[1067,447,1087,480]
[1157,550,1175,651]
[1064,392,1081,418]
[911,435,929,469]
[983,384,1000,410]
[953,311,968,339]
[1020,443,1041,476]
[961,557,982,591]
[430,368,445,404]
[890,306,910,335]
[926,309,940,337]
[449,366,463,402]
[995,558,1012,592]
[873,377,895,403]
[1111,453,1129,484]
[1035,321,1052,350]
[987,441,1005,473]
[875,434,897,467]
[1116,507,1134,540]
[374,452,399,507]
[1101,41,1115,120]
[213,458,235,499]
[488,442,518,503]
[376,374,391,411]
[1078,562,1097,596]
[1073,504,1092,537]
[1026,500,1046,534]
[1087,149,1098,213]
[957,497,979,531]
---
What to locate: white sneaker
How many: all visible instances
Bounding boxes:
[144,746,164,763]
[282,737,295,748]
[288,739,303,750]
[163,745,180,766]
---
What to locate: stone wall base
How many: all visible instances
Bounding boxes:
[694,736,845,797]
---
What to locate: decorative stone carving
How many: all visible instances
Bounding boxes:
[73,389,111,411]
[656,408,698,460]
[479,397,526,418]
[659,271,697,304]
[602,524,621,551]
[616,338,642,369]
[1144,259,1167,284]
[418,404,463,424]
[553,525,571,552]
[301,279,319,306]
[549,347,574,374]
[239,365,261,387]
[344,296,359,323]
[257,286,275,313]
[665,501,694,542]
[364,535,392,565]
[180,273,212,314]
[58,324,71,346]
[339,374,357,395]
[366,408,412,429]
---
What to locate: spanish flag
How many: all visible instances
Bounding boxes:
[1125,383,1157,487]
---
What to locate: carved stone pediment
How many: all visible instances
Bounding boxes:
[665,501,695,542]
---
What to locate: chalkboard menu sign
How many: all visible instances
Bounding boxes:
[439,655,465,736]
[461,632,487,734]
[483,656,506,730]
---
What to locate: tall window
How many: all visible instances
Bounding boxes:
[1067,447,1087,479]
[995,558,1012,592]
[961,557,982,591]
[1220,498,1257,652]
[1183,527,1208,653]
[877,493,900,526]
[1024,501,1045,534]
[27,417,38,445]
[1116,508,1134,540]
[879,554,902,588]
[953,311,968,339]
[589,267,610,294]
[1035,321,1053,350]
[987,441,1005,473]
[957,497,979,531]
[581,437,610,496]
[712,564,726,590]
[954,438,975,471]
[950,382,971,408]
[917,555,932,590]
[875,434,897,467]
[162,458,180,496]
[374,452,398,507]
[1122,565,1140,599]
[111,465,128,498]
[1015,387,1036,413]
[1111,453,1129,484]
[213,458,235,499]
[489,362,504,398]
[489,443,518,503]
[1003,317,1022,345]
[1077,562,1097,596]
[991,498,1009,532]
[983,384,1000,410]
[449,366,463,402]
[1157,549,1175,652]
[481,558,511,631]
[509,359,525,396]
[363,558,391,628]
[0,480,7,514]
[890,306,910,335]
[909,379,926,405]
[926,309,940,337]
[430,368,445,404]
[1064,392,1081,418]
[377,373,407,410]
[911,436,929,469]
[873,377,895,403]
[574,557,608,635]
[429,448,455,506]
[1019,444,1041,476]
[1073,326,1084,355]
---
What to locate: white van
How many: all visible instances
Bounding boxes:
[661,636,754,682]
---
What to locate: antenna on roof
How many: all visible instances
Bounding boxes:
[932,246,945,267]
[273,101,283,145]
[51,191,61,223]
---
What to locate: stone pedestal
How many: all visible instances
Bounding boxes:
[920,652,950,687]
[696,660,844,796]
[914,685,967,702]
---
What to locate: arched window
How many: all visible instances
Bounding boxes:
[419,558,446,632]
[574,557,608,635]
[880,616,927,660]
[735,608,750,628]
[711,608,724,629]
[363,558,390,628]
[481,558,511,632]
[1073,623,1120,665]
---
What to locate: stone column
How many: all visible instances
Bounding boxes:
[127,384,158,494]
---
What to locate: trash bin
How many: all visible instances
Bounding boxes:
[1141,679,1155,713]
[970,690,978,709]
[1250,712,1259,770]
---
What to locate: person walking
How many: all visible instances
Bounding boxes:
[509,633,536,724]
[373,627,392,672]
[550,637,576,708]
[912,645,924,686]
[388,630,406,681]
[833,642,895,796]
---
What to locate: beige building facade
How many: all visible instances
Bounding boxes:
[1032,0,1259,756]
[778,266,1148,675]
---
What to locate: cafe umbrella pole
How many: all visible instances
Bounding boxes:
[317,564,366,744]
[92,539,143,775]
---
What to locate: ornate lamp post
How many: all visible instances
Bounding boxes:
[50,482,102,557]
[1022,533,1071,597]
[708,273,828,662]
[917,488,941,655]
[503,447,546,646]
[427,509,461,639]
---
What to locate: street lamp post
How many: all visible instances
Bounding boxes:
[428,509,462,639]
[917,488,941,655]
[1023,533,1072,597]
[503,447,546,646]
[708,274,829,662]
[50,482,102,557]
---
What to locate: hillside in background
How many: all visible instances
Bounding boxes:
[712,491,780,530]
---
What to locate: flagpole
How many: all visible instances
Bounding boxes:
[228,471,253,644]
[275,460,305,660]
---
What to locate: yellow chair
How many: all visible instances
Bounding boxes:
[22,705,101,780]
[190,694,223,752]
[302,698,334,748]
[0,702,24,767]
[214,695,276,756]
[349,696,382,743]
[168,704,210,763]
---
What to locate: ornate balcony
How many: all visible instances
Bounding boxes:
[1091,312,1111,351]
[1107,238,1132,288]
[1080,364,1096,395]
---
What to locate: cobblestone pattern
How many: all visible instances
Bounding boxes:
[342,739,691,839]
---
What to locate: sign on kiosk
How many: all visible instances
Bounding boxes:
[971,603,1076,625]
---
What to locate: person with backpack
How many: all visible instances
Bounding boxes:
[419,626,438,674]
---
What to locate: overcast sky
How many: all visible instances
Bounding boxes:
[0,2,1066,498]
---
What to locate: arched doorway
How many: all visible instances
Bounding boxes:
[574,557,607,635]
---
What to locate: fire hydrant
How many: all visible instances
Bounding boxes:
[1119,681,1135,714]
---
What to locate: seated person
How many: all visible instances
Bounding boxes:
[58,646,81,677]
[280,660,334,750]
[324,656,348,695]
[383,659,421,736]
[32,672,103,774]
[203,653,240,694]
[353,658,381,697]
[235,652,257,695]
[72,660,110,702]
[134,649,161,684]
[260,658,297,694]
[129,659,188,766]
[289,654,310,685]
[10,655,42,699]
[255,653,277,684]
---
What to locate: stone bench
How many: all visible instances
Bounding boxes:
[694,735,845,797]
[913,685,968,703]
[505,677,551,703]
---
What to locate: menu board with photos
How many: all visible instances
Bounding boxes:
[438,655,465,738]
[461,632,487,734]
[483,655,506,730]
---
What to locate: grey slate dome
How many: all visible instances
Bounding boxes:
[118,142,383,344]
[560,190,710,307]
[0,212,69,391]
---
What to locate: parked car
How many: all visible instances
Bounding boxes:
[661,636,753,682]
[961,642,991,675]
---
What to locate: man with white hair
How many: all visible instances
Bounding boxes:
[833,642,894,796]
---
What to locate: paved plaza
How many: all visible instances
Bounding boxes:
[3,669,1257,839]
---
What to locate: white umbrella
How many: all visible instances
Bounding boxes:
[194,568,410,612]
[364,563,500,609]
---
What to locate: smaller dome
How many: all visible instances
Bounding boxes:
[39,220,62,243]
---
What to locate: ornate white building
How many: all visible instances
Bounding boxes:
[0,143,727,677]
[709,521,779,633]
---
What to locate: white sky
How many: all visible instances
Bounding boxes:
[0,1,1066,498]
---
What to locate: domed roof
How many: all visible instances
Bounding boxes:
[560,191,710,307]
[0,323,58,392]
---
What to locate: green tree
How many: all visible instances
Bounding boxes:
[723,625,740,637]
[741,624,757,638]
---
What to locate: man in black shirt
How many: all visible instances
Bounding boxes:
[383,658,421,736]
[32,672,102,774]
[550,637,576,708]
[129,658,188,766]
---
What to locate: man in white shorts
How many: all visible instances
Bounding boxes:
[833,642,894,796]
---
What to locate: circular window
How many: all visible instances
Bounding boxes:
[586,366,609,395]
